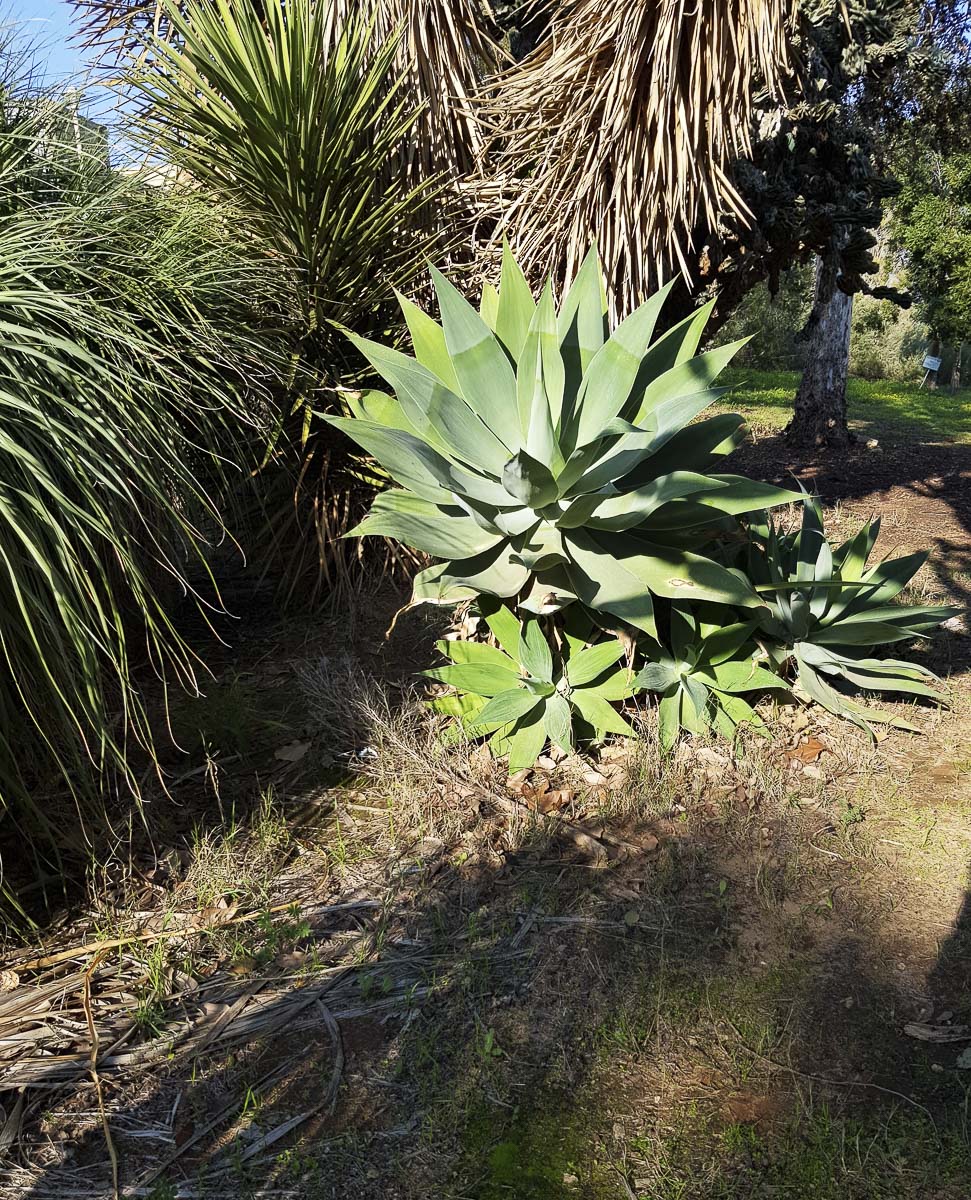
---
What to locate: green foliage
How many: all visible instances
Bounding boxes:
[747,498,959,733]
[128,0,446,600]
[716,368,971,443]
[849,293,927,383]
[635,606,790,751]
[426,608,634,770]
[715,268,812,371]
[890,145,971,350]
[337,245,801,636]
[0,80,281,892]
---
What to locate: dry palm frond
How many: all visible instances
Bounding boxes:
[482,0,800,314]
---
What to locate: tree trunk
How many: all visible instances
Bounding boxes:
[787,256,853,449]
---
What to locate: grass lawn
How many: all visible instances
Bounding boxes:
[718,367,971,443]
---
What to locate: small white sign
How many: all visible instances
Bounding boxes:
[923,354,942,371]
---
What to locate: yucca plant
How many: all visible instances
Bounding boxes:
[335,244,801,634]
[747,498,959,731]
[125,0,448,602]
[426,606,634,770]
[635,605,790,751]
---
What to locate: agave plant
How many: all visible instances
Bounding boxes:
[635,606,790,751]
[334,245,800,636]
[425,606,634,770]
[747,498,959,731]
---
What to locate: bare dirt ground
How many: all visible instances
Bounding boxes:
[2,423,970,1200]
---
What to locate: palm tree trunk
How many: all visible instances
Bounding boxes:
[788,255,853,449]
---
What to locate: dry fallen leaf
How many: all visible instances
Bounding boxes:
[274,739,311,762]
[786,737,827,765]
[0,969,18,993]
[506,769,531,795]
[536,787,574,814]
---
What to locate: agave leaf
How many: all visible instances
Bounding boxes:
[582,471,727,531]
[518,569,578,614]
[348,491,500,558]
[694,476,804,516]
[343,333,511,472]
[480,281,500,330]
[562,531,658,637]
[630,300,717,399]
[699,621,757,666]
[567,390,728,494]
[436,638,520,674]
[658,691,681,750]
[413,544,530,603]
[703,659,788,694]
[833,517,881,576]
[565,639,625,686]
[543,691,574,753]
[327,416,510,506]
[483,601,522,658]
[572,280,673,446]
[581,529,764,609]
[396,292,461,393]
[518,283,562,465]
[795,497,825,584]
[495,238,536,362]
[502,449,559,508]
[812,621,930,646]
[570,688,634,737]
[507,704,548,772]
[796,655,919,734]
[631,339,748,425]
[636,661,678,692]
[430,265,520,443]
[518,619,554,683]
[476,686,543,727]
[511,524,568,572]
[594,663,638,701]
[558,245,607,419]
[423,662,521,696]
[830,662,945,702]
[346,389,421,438]
[618,413,748,487]
[324,416,450,502]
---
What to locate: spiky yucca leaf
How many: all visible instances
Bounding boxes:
[75,0,501,200]
[747,497,960,732]
[336,245,800,636]
[482,0,798,313]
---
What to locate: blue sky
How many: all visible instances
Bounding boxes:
[7,0,91,82]
[5,0,129,134]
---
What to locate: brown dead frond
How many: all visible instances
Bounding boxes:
[481,0,800,313]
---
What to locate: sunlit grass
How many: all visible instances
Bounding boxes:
[718,367,971,443]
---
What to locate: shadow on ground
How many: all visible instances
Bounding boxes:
[10,701,971,1198]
